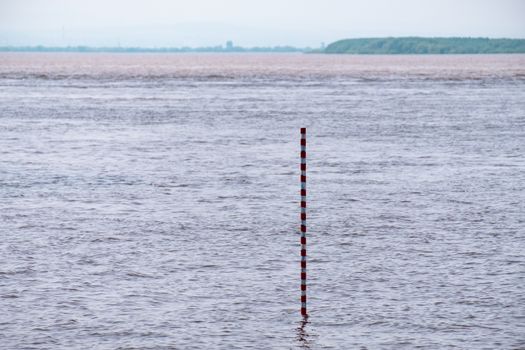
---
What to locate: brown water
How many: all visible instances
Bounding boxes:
[1,53,525,80]
[1,53,524,349]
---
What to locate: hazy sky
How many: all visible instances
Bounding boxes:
[1,0,524,47]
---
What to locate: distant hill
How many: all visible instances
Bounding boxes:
[324,37,525,54]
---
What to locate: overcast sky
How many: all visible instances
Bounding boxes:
[1,0,524,47]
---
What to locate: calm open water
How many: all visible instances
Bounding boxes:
[1,53,524,349]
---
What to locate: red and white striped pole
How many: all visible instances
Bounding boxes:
[300,128,307,317]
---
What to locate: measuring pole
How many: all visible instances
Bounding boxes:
[300,128,307,317]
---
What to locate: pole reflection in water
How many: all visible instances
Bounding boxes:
[296,316,313,349]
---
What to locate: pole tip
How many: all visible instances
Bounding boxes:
[300,128,306,134]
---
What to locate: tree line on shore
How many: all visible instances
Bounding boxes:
[324,37,525,54]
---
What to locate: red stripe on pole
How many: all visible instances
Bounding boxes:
[301,189,306,196]
[301,164,306,171]
[301,213,306,220]
[301,175,306,182]
[300,225,306,232]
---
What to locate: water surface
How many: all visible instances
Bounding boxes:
[1,53,524,349]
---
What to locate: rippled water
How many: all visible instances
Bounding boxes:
[1,53,524,349]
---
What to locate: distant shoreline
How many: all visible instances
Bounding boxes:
[2,37,525,54]
[0,46,309,53]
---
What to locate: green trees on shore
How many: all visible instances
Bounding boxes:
[324,37,525,54]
